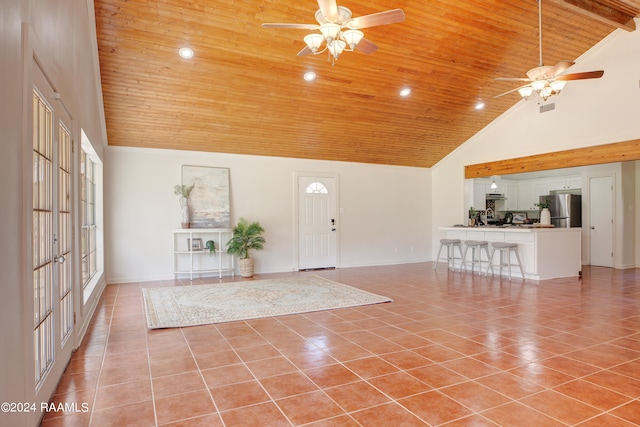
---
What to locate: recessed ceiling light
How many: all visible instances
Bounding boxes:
[399,88,411,97]
[303,71,316,82]
[178,47,194,59]
[475,101,485,110]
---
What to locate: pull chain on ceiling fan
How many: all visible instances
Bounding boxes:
[261,0,405,64]
[495,0,604,101]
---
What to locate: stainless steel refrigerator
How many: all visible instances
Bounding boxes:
[540,194,582,228]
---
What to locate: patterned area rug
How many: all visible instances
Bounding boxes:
[142,275,392,329]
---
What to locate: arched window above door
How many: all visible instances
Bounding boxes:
[305,182,328,194]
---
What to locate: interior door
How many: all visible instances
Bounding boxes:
[297,175,337,270]
[32,63,75,405]
[589,176,614,267]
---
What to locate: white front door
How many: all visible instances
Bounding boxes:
[297,175,338,270]
[589,176,614,267]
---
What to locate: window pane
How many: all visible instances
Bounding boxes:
[81,149,97,288]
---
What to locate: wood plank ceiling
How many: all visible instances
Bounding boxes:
[94,0,639,168]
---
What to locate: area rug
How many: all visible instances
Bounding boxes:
[142,275,392,329]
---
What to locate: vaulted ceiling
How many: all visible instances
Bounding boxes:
[94,0,639,168]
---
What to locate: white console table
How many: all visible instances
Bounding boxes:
[172,228,235,280]
[440,226,582,280]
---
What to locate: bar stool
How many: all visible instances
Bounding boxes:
[460,240,492,275]
[489,242,524,280]
[434,239,463,271]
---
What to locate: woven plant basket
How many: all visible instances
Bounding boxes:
[239,258,255,278]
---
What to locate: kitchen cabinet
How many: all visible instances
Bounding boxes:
[503,182,518,210]
[472,179,489,210]
[533,181,549,200]
[548,176,582,191]
[517,182,532,210]
[568,177,582,189]
[516,181,548,210]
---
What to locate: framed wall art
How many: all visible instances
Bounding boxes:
[181,165,230,228]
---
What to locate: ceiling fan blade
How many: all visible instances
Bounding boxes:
[355,38,378,54]
[549,60,575,77]
[346,9,405,29]
[555,70,604,81]
[495,77,531,82]
[297,46,313,56]
[317,0,339,21]
[494,84,531,98]
[262,23,319,30]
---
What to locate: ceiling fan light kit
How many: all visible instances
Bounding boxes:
[326,39,347,59]
[303,33,324,53]
[342,29,364,49]
[318,22,341,40]
[549,80,566,92]
[262,0,405,64]
[496,0,603,102]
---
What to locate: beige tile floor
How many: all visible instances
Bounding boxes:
[41,263,640,426]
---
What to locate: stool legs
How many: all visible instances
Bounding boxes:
[435,241,463,271]
[461,242,492,275]
[512,248,524,279]
[489,245,523,280]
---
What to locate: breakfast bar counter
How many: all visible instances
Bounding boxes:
[439,226,582,280]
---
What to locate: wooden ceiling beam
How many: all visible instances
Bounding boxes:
[625,0,640,8]
[464,139,640,178]
[550,0,636,31]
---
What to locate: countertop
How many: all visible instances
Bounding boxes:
[440,225,581,233]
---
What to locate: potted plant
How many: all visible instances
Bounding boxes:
[469,207,477,226]
[535,197,551,225]
[174,184,194,228]
[205,240,216,256]
[226,217,265,277]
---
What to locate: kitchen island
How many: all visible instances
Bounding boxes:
[439,226,582,280]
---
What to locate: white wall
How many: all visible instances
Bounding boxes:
[431,26,640,265]
[105,147,432,283]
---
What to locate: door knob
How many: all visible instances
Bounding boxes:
[331,228,336,231]
[590,226,595,230]
[54,255,66,264]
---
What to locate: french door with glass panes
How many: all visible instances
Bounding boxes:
[32,64,74,403]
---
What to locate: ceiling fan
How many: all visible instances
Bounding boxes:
[495,0,604,100]
[261,0,405,64]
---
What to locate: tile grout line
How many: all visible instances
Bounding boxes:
[142,282,160,427]
[87,284,119,427]
[179,325,227,426]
